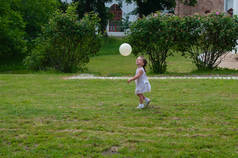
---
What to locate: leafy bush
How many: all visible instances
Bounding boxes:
[180,13,238,70]
[0,1,26,57]
[0,0,59,60]
[128,12,238,73]
[127,13,178,73]
[24,4,101,72]
[11,0,60,40]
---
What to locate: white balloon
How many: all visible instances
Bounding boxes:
[119,43,132,56]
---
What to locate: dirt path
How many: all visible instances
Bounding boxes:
[65,53,238,80]
[65,75,238,80]
[218,52,238,70]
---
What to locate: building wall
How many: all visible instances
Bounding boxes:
[105,0,138,36]
[234,0,238,15]
[105,0,137,22]
[175,0,224,16]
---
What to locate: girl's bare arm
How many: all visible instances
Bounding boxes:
[128,70,143,83]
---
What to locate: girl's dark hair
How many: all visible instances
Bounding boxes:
[139,56,147,72]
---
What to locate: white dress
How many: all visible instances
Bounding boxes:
[135,67,151,94]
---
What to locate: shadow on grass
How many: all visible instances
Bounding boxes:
[0,55,29,74]
[96,37,124,56]
[0,56,66,75]
[1,53,238,76]
[2,63,238,76]
[147,68,238,76]
[190,68,238,76]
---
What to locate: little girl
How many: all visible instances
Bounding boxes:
[128,56,151,109]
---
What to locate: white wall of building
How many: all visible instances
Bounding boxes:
[106,31,125,37]
[224,0,238,14]
[233,0,238,54]
[60,0,137,36]
[224,0,238,54]
[61,0,72,3]
[233,0,238,15]
[105,0,137,36]
[224,0,233,11]
[105,1,137,22]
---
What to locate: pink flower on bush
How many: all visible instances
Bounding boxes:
[216,12,220,15]
[153,13,158,17]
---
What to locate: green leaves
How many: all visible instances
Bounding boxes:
[73,0,112,35]
[0,0,60,59]
[181,13,238,70]
[11,0,60,40]
[24,4,101,73]
[0,0,26,57]
[125,0,197,17]
[128,12,238,73]
[128,13,180,73]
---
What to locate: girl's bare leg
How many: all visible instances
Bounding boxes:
[137,94,145,104]
[142,94,145,100]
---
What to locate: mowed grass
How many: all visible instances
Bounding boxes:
[1,74,238,157]
[97,37,124,56]
[87,53,238,76]
[86,53,197,76]
[87,37,197,76]
[1,37,238,76]
[86,37,238,76]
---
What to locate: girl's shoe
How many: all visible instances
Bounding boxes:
[145,98,151,107]
[137,104,144,109]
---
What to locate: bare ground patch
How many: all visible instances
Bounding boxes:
[218,53,238,70]
[102,146,120,155]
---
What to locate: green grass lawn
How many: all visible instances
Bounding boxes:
[1,74,238,157]
[97,37,124,56]
[0,56,29,74]
[1,37,238,76]
[86,53,238,76]
[86,53,197,76]
[85,37,199,76]
[86,37,238,76]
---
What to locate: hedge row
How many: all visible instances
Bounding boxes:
[128,12,238,73]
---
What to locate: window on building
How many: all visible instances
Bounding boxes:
[225,0,233,11]
[109,4,123,32]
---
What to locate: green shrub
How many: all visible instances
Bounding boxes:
[24,4,101,72]
[127,13,178,73]
[180,13,238,70]
[0,1,26,58]
[8,0,60,54]
[23,38,49,71]
[128,12,238,73]
[11,0,60,40]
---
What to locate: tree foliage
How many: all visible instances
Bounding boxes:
[73,0,113,34]
[125,0,197,17]
[127,13,179,73]
[0,0,60,59]
[11,0,60,40]
[128,12,238,73]
[178,13,238,70]
[24,4,101,73]
[0,0,26,57]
